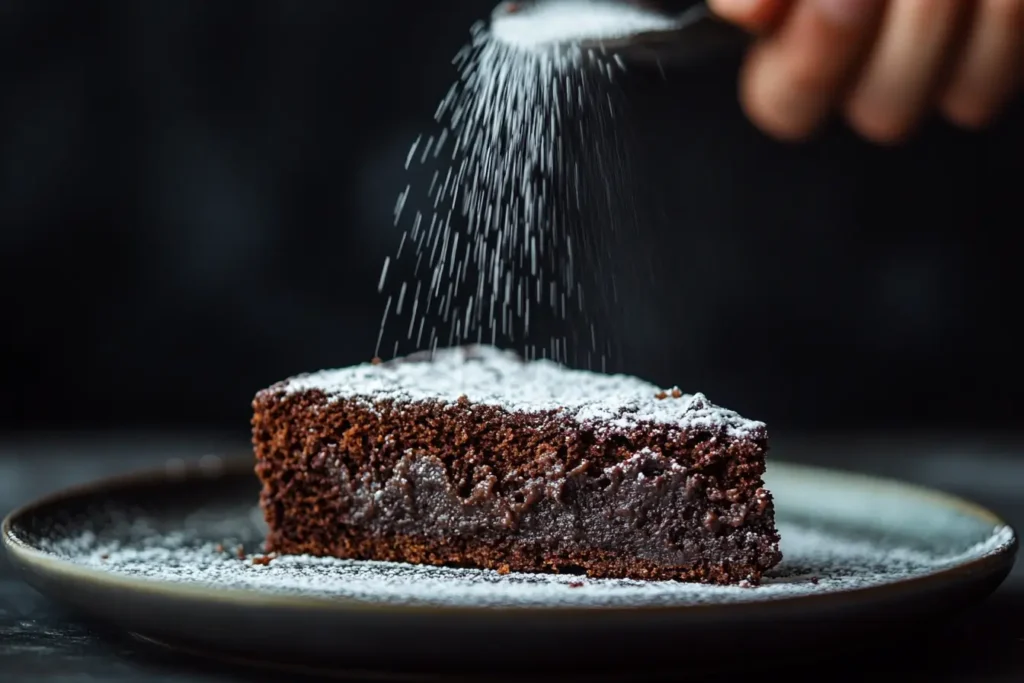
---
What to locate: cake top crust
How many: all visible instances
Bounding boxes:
[265,346,764,438]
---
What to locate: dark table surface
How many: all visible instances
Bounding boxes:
[1,431,1022,682]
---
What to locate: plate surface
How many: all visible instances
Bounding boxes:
[2,457,1017,677]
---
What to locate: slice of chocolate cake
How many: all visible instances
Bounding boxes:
[252,346,781,584]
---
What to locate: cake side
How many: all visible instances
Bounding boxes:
[252,348,781,584]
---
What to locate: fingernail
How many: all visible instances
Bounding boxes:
[814,0,880,25]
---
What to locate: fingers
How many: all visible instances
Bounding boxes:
[737,0,887,141]
[718,0,1023,142]
[940,0,1024,129]
[843,1,970,143]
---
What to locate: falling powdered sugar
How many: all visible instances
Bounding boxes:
[376,5,641,370]
[34,517,1013,609]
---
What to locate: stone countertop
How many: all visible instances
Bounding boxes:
[1,431,1022,683]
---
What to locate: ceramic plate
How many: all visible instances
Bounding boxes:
[2,458,1016,678]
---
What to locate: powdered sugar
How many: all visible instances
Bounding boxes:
[269,345,763,438]
[33,518,1013,609]
[491,1,682,51]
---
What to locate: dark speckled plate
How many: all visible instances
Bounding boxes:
[2,457,1017,679]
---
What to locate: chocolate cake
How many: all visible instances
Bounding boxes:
[252,346,782,585]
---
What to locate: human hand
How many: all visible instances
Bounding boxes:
[708,0,1024,143]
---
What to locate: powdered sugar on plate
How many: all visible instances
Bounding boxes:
[267,346,763,438]
[33,514,1013,609]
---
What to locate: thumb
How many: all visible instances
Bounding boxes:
[707,0,794,34]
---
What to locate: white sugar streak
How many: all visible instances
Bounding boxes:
[376,17,632,367]
[271,345,762,437]
[39,522,1014,609]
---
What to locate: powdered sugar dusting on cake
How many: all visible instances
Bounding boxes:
[32,519,1014,609]
[271,346,762,438]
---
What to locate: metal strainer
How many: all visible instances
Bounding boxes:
[490,0,751,68]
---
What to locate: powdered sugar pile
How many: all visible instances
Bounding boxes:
[270,346,763,437]
[33,514,1013,609]
[490,0,681,51]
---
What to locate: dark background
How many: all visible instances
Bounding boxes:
[3,0,1022,439]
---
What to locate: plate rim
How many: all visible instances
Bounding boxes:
[2,457,1018,617]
